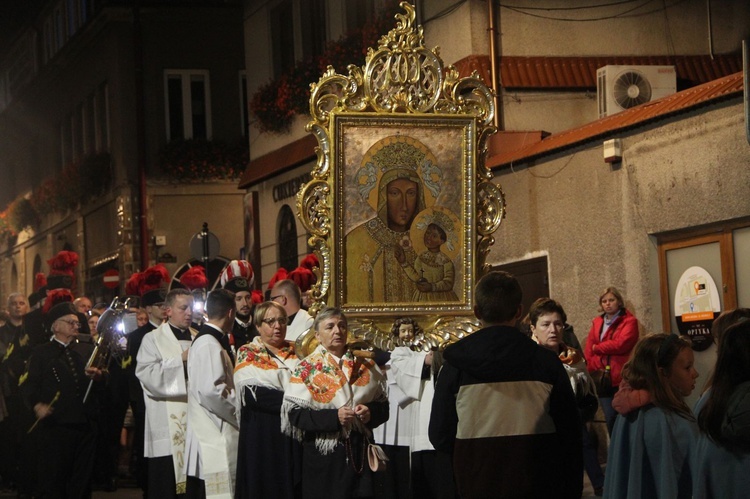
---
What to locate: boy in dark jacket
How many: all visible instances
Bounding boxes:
[429,271,583,499]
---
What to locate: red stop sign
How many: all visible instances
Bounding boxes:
[103,269,120,289]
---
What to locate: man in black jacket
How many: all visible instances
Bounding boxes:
[429,271,583,499]
[20,302,103,498]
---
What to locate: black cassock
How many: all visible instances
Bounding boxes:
[235,385,302,499]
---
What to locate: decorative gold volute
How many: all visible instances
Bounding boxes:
[296,1,507,353]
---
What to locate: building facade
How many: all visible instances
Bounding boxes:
[239,0,750,381]
[0,0,247,304]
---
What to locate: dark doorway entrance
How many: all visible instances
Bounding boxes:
[492,256,549,319]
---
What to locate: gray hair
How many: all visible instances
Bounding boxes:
[312,307,347,333]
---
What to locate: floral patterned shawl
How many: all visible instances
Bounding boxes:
[233,336,299,403]
[281,344,387,455]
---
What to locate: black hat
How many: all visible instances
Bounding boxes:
[28,287,48,308]
[142,288,167,307]
[223,277,252,294]
[46,274,74,290]
[46,302,78,329]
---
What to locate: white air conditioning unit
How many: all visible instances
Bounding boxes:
[597,65,676,118]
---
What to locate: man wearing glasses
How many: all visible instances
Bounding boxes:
[20,302,103,498]
[269,279,313,343]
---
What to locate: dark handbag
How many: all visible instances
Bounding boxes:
[592,364,616,397]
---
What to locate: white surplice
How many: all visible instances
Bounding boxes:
[135,321,191,492]
[284,309,313,342]
[388,347,436,452]
[184,325,239,499]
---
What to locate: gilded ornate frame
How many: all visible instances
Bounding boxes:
[297,2,505,350]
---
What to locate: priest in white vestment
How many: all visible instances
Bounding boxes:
[136,288,195,498]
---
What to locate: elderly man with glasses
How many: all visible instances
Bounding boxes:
[20,302,103,498]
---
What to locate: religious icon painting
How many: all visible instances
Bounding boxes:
[296,2,505,347]
[334,116,476,314]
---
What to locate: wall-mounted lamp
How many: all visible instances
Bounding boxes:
[603,138,622,163]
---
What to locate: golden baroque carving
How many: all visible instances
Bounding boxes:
[296,1,507,355]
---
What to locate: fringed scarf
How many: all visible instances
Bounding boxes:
[281,344,387,455]
[233,336,298,402]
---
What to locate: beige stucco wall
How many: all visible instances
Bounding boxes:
[249,163,315,290]
[496,0,749,56]
[489,100,750,342]
[149,183,246,280]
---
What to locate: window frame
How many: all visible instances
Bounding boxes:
[163,69,212,141]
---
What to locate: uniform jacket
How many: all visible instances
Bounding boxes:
[21,339,98,425]
[584,309,639,387]
[429,326,583,499]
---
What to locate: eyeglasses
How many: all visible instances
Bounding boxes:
[270,294,285,302]
[262,317,288,326]
[60,319,81,328]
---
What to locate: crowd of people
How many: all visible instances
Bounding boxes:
[1,251,749,498]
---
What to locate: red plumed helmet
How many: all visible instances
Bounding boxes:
[180,265,208,291]
[43,288,74,313]
[140,264,169,294]
[34,273,48,291]
[267,267,288,290]
[46,251,78,290]
[251,290,263,304]
[288,266,315,293]
[47,251,78,275]
[125,272,144,296]
[220,260,254,287]
[300,253,319,272]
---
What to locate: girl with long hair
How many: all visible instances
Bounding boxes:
[603,333,699,498]
[692,318,750,498]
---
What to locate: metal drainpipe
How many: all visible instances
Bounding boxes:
[744,40,749,145]
[133,0,149,270]
[488,0,503,130]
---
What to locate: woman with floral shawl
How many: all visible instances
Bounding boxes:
[282,308,389,499]
[234,301,301,498]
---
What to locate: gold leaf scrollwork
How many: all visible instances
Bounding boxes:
[295,2,507,351]
[364,17,442,113]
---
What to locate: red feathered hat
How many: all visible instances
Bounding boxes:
[180,265,208,291]
[267,267,288,290]
[220,260,254,287]
[288,266,315,293]
[46,250,78,289]
[125,272,144,296]
[34,272,48,291]
[28,272,49,307]
[43,288,74,314]
[300,253,319,272]
[221,260,254,294]
[140,264,170,307]
[140,264,169,294]
[251,290,263,304]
